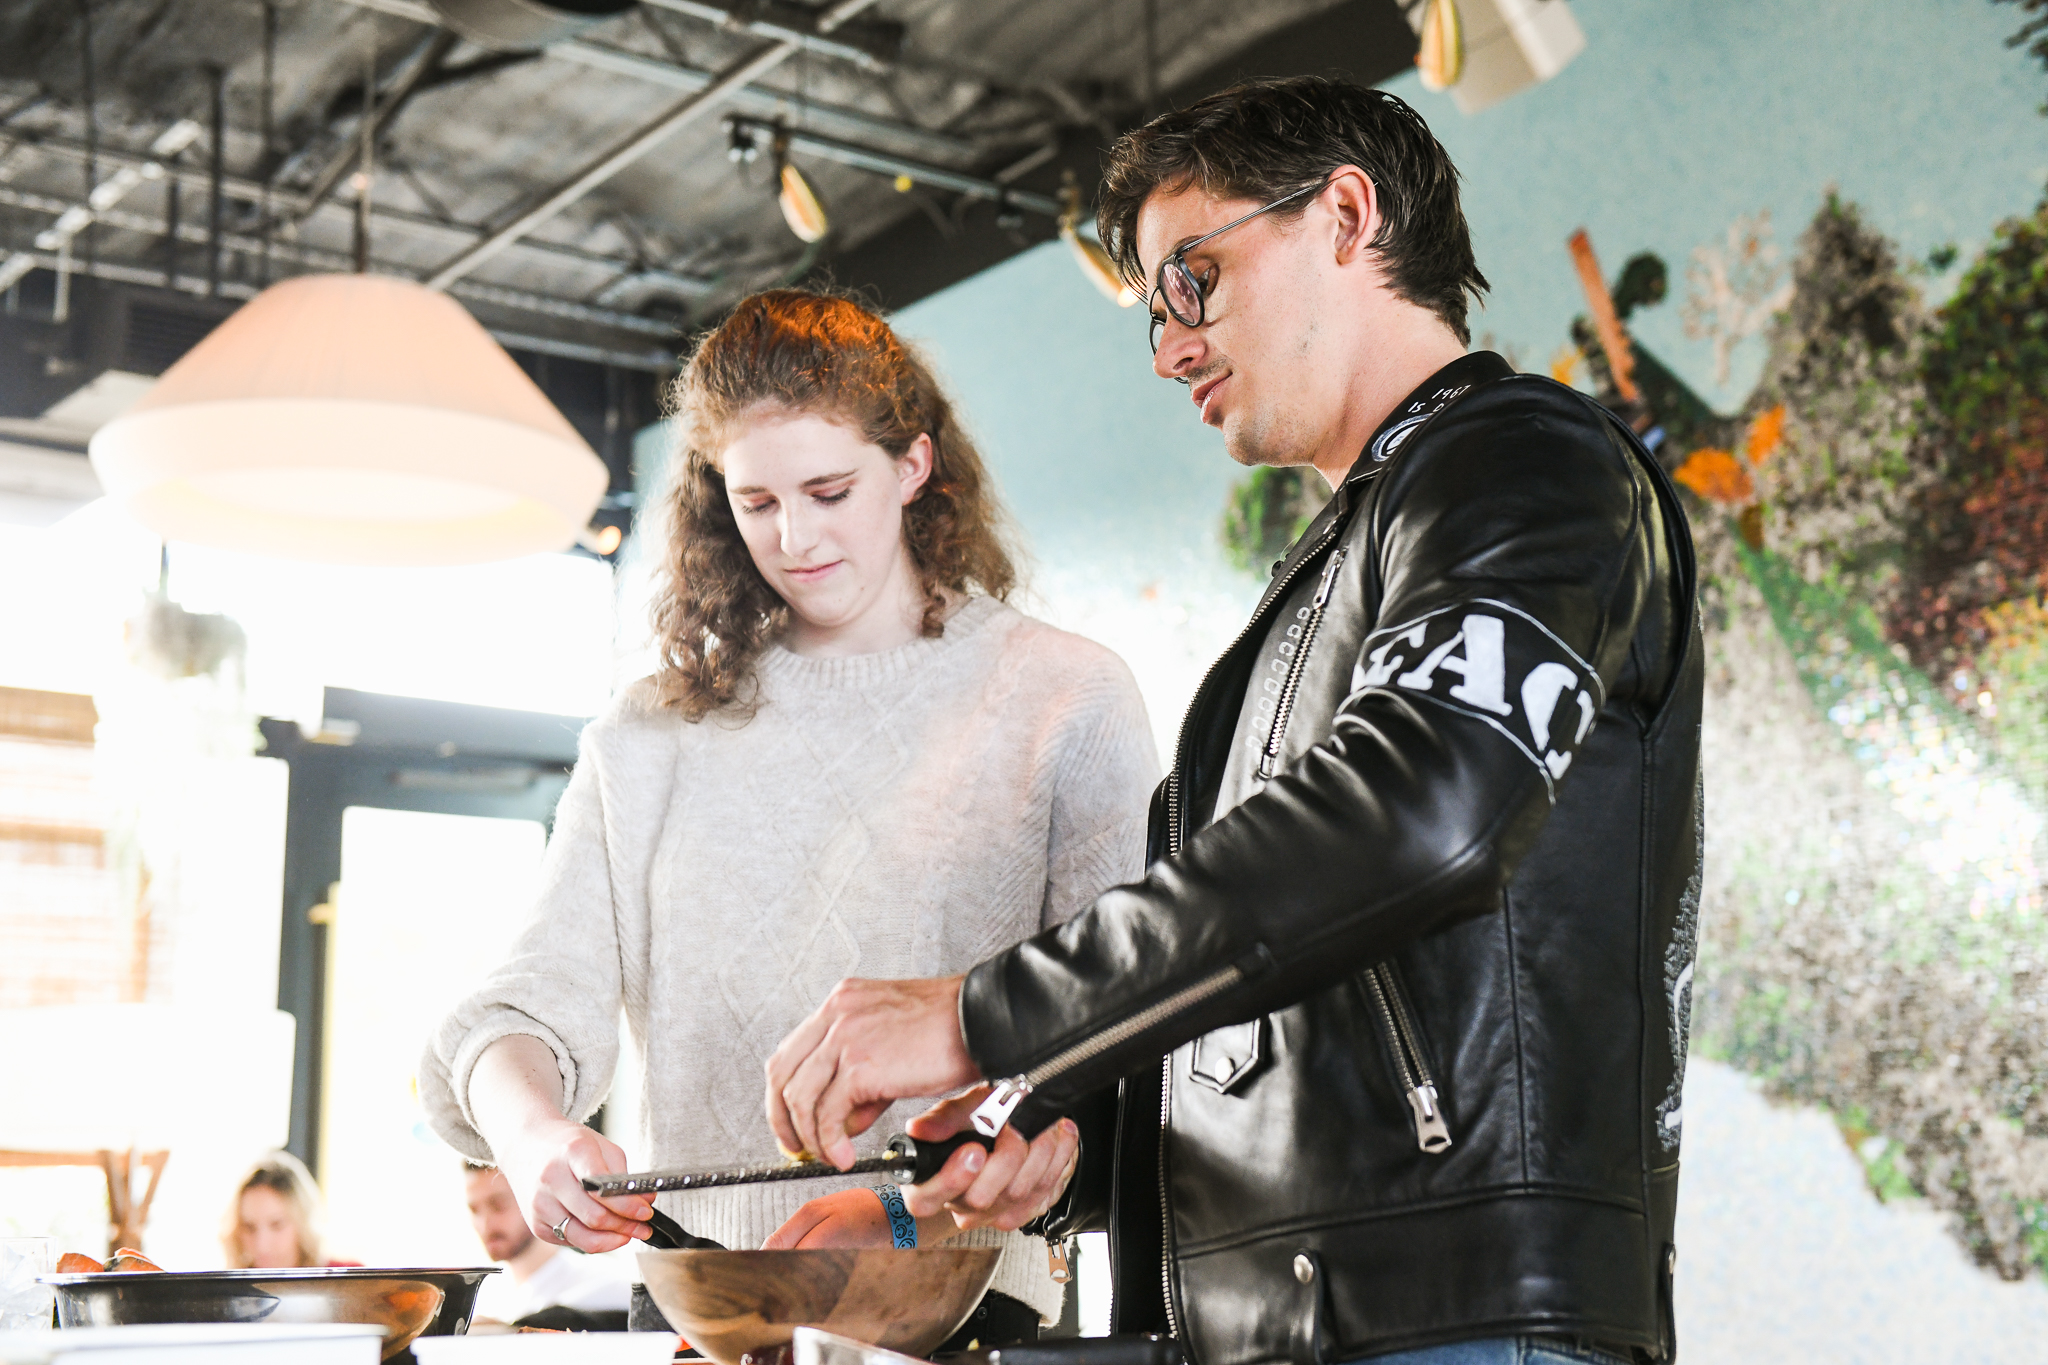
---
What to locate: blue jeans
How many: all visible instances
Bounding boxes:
[1357,1338,1628,1365]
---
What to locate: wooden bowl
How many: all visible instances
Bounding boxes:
[635,1248,1000,1365]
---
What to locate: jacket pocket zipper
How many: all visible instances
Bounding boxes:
[1257,546,1347,781]
[1363,964,1453,1154]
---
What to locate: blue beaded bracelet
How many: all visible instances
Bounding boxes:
[874,1184,917,1249]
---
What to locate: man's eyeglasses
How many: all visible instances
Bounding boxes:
[1148,180,1326,354]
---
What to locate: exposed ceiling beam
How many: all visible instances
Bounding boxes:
[0,120,203,293]
[0,184,681,349]
[294,29,460,221]
[423,0,883,292]
[337,0,974,164]
[0,248,675,370]
[14,132,716,299]
[641,0,901,71]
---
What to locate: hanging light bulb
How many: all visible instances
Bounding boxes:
[1064,228,1139,307]
[1059,179,1139,307]
[88,273,608,566]
[1416,0,1465,91]
[771,129,829,244]
[578,522,624,556]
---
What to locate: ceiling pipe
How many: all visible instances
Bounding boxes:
[0,186,680,349]
[337,0,972,163]
[639,0,900,71]
[207,66,225,297]
[0,246,674,371]
[19,133,716,298]
[294,28,460,223]
[726,117,1062,218]
[422,0,883,292]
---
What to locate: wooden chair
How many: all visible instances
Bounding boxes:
[0,1148,169,1257]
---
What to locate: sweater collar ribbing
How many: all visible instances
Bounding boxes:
[756,594,1007,688]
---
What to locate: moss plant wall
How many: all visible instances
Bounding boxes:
[1660,189,2048,1280]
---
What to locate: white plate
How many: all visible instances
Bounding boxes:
[410,1334,679,1364]
[0,1322,385,1364]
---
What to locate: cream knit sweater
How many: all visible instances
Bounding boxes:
[421,596,1158,1323]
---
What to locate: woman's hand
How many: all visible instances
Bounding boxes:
[762,1187,958,1250]
[493,1115,654,1254]
[469,1035,652,1254]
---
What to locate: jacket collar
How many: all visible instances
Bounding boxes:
[1253,352,1515,605]
[1341,350,1517,493]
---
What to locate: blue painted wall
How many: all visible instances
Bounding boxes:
[1393,0,2048,408]
[898,0,2046,736]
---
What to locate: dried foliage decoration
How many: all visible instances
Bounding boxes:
[1691,189,2048,1283]
[1682,211,1796,387]
[1745,195,1945,618]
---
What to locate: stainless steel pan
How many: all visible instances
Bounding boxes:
[41,1266,497,1361]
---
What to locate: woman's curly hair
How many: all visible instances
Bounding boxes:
[651,289,1016,721]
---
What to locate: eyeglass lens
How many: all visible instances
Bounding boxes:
[1149,262,1205,353]
[1162,261,1205,326]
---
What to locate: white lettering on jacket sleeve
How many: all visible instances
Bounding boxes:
[1350,599,1606,802]
[1393,615,1514,716]
[1358,622,1426,688]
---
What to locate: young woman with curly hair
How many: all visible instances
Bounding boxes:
[423,289,1157,1341]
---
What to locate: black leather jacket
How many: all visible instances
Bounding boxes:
[960,353,1703,1364]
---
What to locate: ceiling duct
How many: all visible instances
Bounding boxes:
[426,0,637,51]
[0,280,239,424]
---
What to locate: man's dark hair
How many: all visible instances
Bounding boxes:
[1098,75,1489,345]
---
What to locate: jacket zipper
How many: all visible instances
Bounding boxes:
[1162,525,1344,866]
[1257,546,1348,781]
[1363,964,1452,1153]
[1158,1053,1179,1338]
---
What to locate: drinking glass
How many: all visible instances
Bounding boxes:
[0,1235,54,1331]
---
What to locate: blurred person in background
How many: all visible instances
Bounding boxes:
[221,1152,360,1269]
[464,1162,629,1329]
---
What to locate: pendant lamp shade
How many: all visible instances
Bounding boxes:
[89,273,610,566]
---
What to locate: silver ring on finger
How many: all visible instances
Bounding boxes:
[551,1214,574,1244]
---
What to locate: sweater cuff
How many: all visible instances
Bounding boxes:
[445,1008,580,1156]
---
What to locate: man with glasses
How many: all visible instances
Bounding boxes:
[765,76,1700,1365]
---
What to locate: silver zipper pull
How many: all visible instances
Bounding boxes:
[972,1075,1034,1136]
[1313,546,1347,607]
[1406,1082,1453,1154]
[1047,1237,1075,1284]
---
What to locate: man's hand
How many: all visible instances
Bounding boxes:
[765,974,978,1170]
[902,1088,1080,1232]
